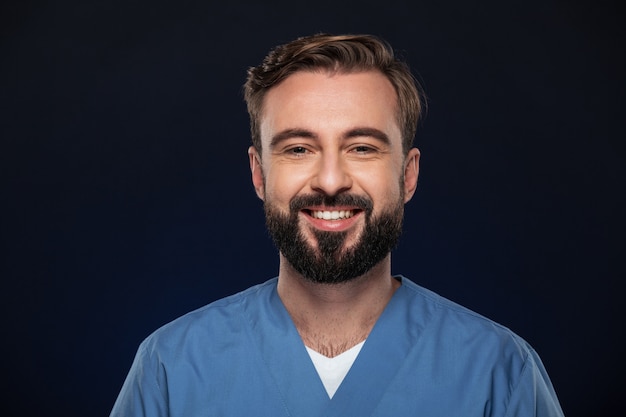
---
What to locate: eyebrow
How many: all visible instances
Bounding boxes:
[270,127,391,148]
[270,129,317,148]
[344,127,390,145]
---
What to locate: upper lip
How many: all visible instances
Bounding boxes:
[304,206,360,211]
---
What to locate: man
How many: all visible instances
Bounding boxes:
[111,34,564,416]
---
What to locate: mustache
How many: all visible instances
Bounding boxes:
[289,193,373,212]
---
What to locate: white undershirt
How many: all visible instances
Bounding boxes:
[305,341,365,398]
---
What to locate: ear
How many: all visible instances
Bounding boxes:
[248,146,265,200]
[403,147,420,203]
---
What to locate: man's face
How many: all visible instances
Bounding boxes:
[249,70,420,283]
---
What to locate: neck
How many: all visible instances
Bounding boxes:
[277,254,400,357]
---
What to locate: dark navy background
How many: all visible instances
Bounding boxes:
[1,1,623,416]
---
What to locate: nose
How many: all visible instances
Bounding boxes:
[309,151,352,196]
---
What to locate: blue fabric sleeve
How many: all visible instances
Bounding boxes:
[110,340,168,417]
[503,348,564,417]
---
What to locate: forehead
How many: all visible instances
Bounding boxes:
[259,70,401,146]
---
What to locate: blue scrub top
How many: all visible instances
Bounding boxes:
[111,276,564,417]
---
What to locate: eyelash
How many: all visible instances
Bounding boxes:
[352,145,374,153]
[282,144,378,156]
[288,146,309,155]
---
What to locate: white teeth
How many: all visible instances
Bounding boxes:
[311,210,354,220]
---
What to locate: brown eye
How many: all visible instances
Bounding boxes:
[353,146,374,153]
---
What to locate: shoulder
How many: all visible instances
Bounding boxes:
[388,277,563,415]
[398,276,524,334]
[397,275,534,366]
[139,278,277,356]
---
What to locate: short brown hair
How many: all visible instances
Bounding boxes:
[243,33,425,154]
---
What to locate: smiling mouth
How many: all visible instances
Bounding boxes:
[305,209,359,220]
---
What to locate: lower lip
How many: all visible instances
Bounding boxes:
[302,211,362,232]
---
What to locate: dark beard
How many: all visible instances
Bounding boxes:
[264,193,404,284]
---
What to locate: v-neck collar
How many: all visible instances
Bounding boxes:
[242,277,422,417]
[243,279,328,416]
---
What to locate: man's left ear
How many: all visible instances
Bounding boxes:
[403,148,420,203]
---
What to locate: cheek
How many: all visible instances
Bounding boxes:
[263,167,309,202]
[357,169,403,202]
